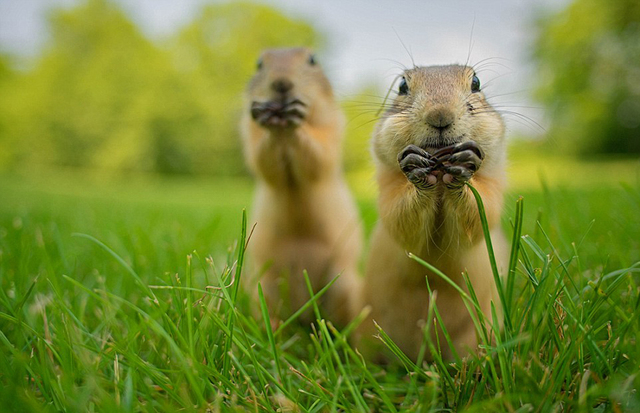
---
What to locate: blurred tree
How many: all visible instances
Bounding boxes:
[534,0,640,155]
[0,55,13,168]
[341,86,381,174]
[169,2,320,175]
[6,0,197,173]
[0,0,321,175]
[0,56,9,80]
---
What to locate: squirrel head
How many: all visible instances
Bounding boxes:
[373,65,505,171]
[246,48,337,129]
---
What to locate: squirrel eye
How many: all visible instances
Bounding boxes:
[471,74,480,93]
[308,54,317,65]
[398,77,409,95]
[256,58,263,70]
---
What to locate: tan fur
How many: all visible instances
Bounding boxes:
[358,65,508,361]
[241,48,363,326]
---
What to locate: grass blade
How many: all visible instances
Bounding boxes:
[465,182,511,331]
[258,283,283,382]
[507,196,524,308]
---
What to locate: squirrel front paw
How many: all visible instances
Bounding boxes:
[437,141,484,187]
[398,145,438,189]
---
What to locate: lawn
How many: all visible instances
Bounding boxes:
[1,153,639,412]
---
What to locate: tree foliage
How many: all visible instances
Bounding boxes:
[342,87,380,174]
[534,0,640,155]
[0,0,321,175]
[0,55,11,167]
[168,2,319,175]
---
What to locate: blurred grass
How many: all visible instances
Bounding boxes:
[2,145,640,263]
[0,169,253,250]
[507,141,640,190]
[2,144,639,269]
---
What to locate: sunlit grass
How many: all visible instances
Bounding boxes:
[0,157,639,411]
[507,141,640,190]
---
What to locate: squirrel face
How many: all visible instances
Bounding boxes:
[247,48,335,129]
[373,65,505,170]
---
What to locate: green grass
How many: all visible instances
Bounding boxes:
[1,166,639,412]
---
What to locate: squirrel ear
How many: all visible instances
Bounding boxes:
[308,54,317,66]
[256,58,263,70]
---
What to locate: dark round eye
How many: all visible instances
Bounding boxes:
[256,58,263,70]
[398,77,409,95]
[308,54,316,65]
[471,74,480,93]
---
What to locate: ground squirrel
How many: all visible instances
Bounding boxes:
[241,48,363,326]
[358,64,508,361]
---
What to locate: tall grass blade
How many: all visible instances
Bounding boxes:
[465,182,511,331]
[258,283,283,382]
[507,196,524,308]
[223,210,248,380]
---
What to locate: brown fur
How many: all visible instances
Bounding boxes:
[241,48,363,326]
[358,65,508,361]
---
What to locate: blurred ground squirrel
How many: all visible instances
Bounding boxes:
[358,64,508,361]
[241,47,363,326]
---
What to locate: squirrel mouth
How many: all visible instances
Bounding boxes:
[251,99,308,128]
[421,135,465,151]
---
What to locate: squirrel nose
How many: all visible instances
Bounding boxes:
[271,78,293,94]
[426,107,455,130]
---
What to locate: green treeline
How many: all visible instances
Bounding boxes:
[0,0,637,177]
[0,0,322,176]
[534,0,640,155]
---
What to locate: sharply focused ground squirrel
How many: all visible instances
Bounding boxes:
[241,48,363,326]
[358,64,508,361]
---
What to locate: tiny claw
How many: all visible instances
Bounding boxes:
[250,102,265,120]
[400,153,433,173]
[432,145,456,158]
[398,144,432,163]
[442,165,474,187]
[398,144,438,189]
[452,141,484,160]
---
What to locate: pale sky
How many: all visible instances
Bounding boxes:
[0,0,570,136]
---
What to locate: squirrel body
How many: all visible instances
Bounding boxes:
[241,48,363,326]
[360,64,508,361]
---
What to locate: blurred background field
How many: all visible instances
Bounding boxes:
[2,152,638,269]
[0,0,639,226]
